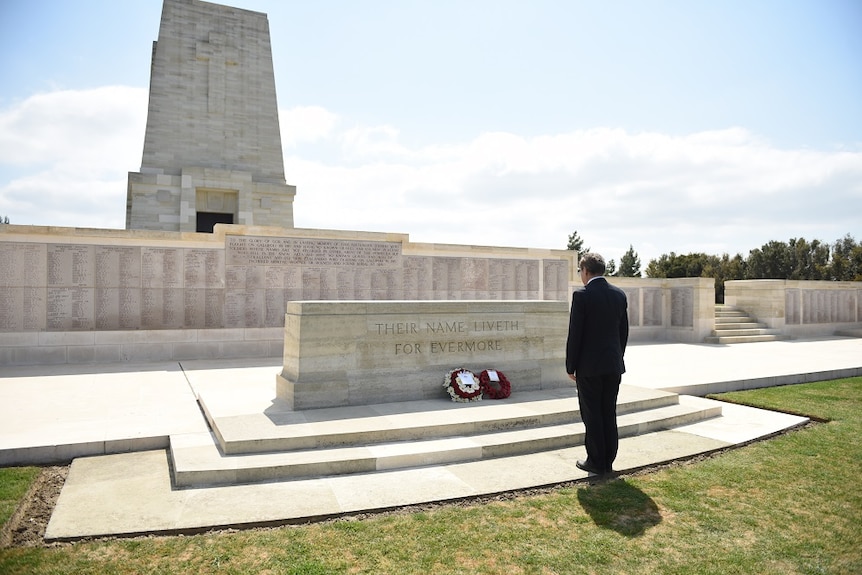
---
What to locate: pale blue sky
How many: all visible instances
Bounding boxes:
[1,0,860,266]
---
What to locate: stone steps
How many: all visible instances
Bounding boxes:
[170,386,722,488]
[199,387,680,456]
[706,305,789,344]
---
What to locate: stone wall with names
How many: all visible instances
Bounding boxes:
[670,287,694,327]
[727,279,861,338]
[800,289,858,324]
[0,231,570,333]
[0,243,47,331]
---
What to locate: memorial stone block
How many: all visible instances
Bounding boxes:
[643,287,663,326]
[276,300,572,409]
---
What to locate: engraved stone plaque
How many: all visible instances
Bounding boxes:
[226,236,402,267]
[0,243,46,287]
[47,287,94,330]
[461,258,489,298]
[543,259,569,301]
[671,287,694,327]
[623,288,641,327]
[432,258,461,300]
[142,247,183,288]
[403,256,433,300]
[48,244,94,287]
[643,288,663,326]
[225,289,265,328]
[184,249,224,288]
[95,246,141,288]
[0,242,47,331]
[785,289,800,325]
[95,288,141,330]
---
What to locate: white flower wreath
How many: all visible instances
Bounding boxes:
[443,368,483,402]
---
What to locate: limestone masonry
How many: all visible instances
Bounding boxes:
[126,0,295,232]
[276,300,570,408]
[1,0,858,367]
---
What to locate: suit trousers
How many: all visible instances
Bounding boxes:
[576,373,622,472]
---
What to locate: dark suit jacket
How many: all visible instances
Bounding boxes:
[566,277,629,377]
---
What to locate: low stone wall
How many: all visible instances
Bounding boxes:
[276,300,571,409]
[0,223,573,365]
[0,327,282,365]
[581,277,716,343]
[725,279,862,338]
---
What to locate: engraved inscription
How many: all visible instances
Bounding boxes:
[227,236,402,267]
[48,244,93,287]
[142,247,182,288]
[643,288,663,326]
[671,287,694,327]
[373,317,521,356]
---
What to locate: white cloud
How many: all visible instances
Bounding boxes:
[3,91,860,267]
[279,105,339,148]
[0,86,146,169]
[290,125,862,263]
[0,86,146,228]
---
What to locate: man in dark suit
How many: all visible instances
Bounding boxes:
[566,252,629,476]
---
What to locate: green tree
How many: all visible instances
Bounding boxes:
[566,231,589,254]
[617,245,641,277]
[645,252,744,303]
[747,237,832,280]
[1,215,8,224]
[788,237,829,279]
[747,240,791,279]
[645,233,857,302]
[712,253,747,302]
[605,259,617,276]
[829,234,862,281]
[646,252,712,278]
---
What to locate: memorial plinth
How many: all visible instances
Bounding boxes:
[276,300,572,409]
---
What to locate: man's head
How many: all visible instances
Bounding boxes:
[578,252,606,284]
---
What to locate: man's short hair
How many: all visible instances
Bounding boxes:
[579,252,606,276]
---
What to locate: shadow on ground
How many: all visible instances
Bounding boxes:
[577,478,661,537]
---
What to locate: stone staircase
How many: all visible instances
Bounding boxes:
[169,385,721,489]
[705,304,789,344]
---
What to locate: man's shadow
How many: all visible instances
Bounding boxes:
[577,478,661,537]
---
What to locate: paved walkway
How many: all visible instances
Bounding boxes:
[0,336,859,540]
[2,337,859,466]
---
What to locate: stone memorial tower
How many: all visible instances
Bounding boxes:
[126,0,295,232]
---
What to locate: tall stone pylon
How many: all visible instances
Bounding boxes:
[126,0,295,232]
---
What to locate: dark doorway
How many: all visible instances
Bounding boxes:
[197,212,233,233]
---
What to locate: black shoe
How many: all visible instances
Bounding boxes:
[576,459,604,475]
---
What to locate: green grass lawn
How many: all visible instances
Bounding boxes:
[1,377,860,575]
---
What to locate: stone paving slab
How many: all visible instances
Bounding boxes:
[45,427,736,541]
[2,338,858,467]
[49,390,804,541]
[0,362,207,465]
[0,338,852,539]
[624,337,862,395]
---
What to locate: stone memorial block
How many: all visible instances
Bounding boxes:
[276,300,571,409]
[0,242,47,331]
[543,259,568,301]
[127,0,296,232]
[643,287,663,326]
[785,288,800,325]
[671,287,694,327]
[621,288,640,327]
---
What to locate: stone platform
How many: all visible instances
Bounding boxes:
[1,337,860,540]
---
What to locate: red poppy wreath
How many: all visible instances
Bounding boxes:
[443,368,483,402]
[478,369,512,399]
